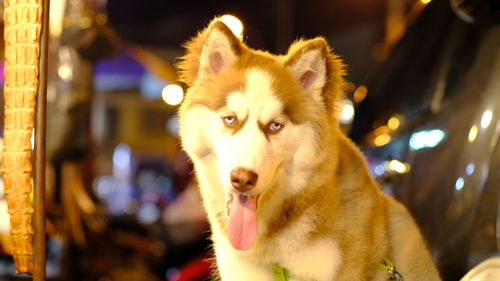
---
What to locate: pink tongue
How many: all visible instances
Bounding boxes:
[228,194,258,250]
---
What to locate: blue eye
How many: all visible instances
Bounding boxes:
[223,115,237,126]
[269,121,284,132]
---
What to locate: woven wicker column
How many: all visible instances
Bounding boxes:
[2,0,44,275]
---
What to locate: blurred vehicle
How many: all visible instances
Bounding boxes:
[459,256,500,281]
[350,0,499,280]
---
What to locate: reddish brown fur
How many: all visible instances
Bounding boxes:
[284,37,347,111]
[178,20,243,86]
[177,19,344,126]
[177,18,441,281]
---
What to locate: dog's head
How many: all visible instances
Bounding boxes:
[177,18,345,250]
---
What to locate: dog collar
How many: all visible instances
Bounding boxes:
[272,264,314,281]
[380,258,404,281]
[272,258,403,281]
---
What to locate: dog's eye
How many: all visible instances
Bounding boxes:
[222,115,237,126]
[268,121,284,133]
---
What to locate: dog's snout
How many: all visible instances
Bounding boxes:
[230,167,258,191]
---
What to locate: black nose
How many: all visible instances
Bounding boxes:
[230,167,258,191]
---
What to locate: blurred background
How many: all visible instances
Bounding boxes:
[0,0,498,280]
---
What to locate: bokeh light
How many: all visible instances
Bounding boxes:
[353,85,368,103]
[220,14,244,38]
[374,134,391,146]
[468,125,478,142]
[480,110,492,129]
[409,129,446,150]
[58,63,73,81]
[339,99,355,124]
[162,84,184,106]
[466,163,475,176]
[455,177,464,191]
[388,116,400,130]
[388,159,409,174]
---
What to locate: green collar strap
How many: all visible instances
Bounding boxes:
[272,264,314,281]
[272,257,403,281]
[380,258,404,281]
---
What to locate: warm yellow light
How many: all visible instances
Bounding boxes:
[374,134,391,146]
[0,201,10,234]
[96,13,108,26]
[49,0,67,37]
[388,116,400,130]
[339,99,355,124]
[220,14,244,38]
[420,0,431,4]
[58,64,73,81]
[353,85,368,103]
[468,125,478,142]
[80,17,92,29]
[480,110,493,129]
[388,160,409,174]
[375,125,389,135]
[162,84,184,106]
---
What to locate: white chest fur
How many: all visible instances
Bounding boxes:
[212,214,342,281]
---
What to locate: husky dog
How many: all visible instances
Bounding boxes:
[177,18,441,281]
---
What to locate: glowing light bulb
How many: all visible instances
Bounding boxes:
[113,143,131,169]
[388,116,400,130]
[353,85,368,103]
[480,110,492,129]
[468,125,478,142]
[339,99,355,124]
[374,164,385,176]
[455,177,464,191]
[374,134,391,146]
[388,160,409,174]
[466,163,475,176]
[162,84,184,106]
[409,129,445,150]
[58,64,73,81]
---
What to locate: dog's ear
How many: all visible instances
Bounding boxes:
[285,37,345,108]
[177,19,243,86]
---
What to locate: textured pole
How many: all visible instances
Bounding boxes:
[2,0,43,274]
[34,0,50,279]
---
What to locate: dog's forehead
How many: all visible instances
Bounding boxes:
[226,68,283,122]
[185,52,311,124]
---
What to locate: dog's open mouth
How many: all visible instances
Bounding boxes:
[226,193,259,250]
